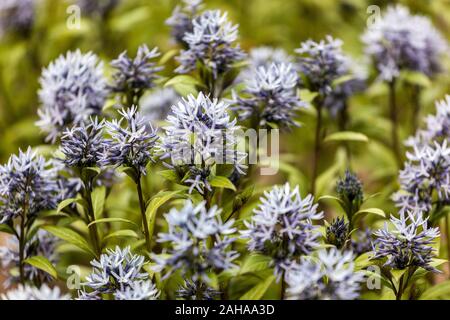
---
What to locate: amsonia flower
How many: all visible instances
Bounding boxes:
[176,10,245,79]
[362,5,447,82]
[232,63,306,129]
[373,210,440,271]
[0,147,57,223]
[350,228,374,256]
[392,140,450,214]
[407,95,450,147]
[79,246,152,299]
[1,284,70,300]
[0,230,59,287]
[241,183,323,279]
[114,280,160,300]
[152,201,238,283]
[0,0,35,37]
[110,45,162,102]
[295,36,348,96]
[177,279,220,300]
[160,92,247,194]
[37,50,108,142]
[285,248,364,300]
[166,0,203,46]
[325,217,349,249]
[102,106,158,177]
[60,118,107,168]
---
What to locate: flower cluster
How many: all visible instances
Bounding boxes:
[295,36,348,96]
[37,50,108,142]
[152,201,238,284]
[160,92,246,194]
[373,210,440,271]
[350,228,374,256]
[176,10,245,79]
[241,183,323,278]
[285,248,364,300]
[177,279,220,300]
[336,170,364,214]
[141,88,179,121]
[0,147,57,223]
[392,140,450,214]
[79,246,159,300]
[232,63,306,129]
[325,217,349,249]
[60,118,107,168]
[166,0,203,46]
[0,0,35,37]
[110,45,162,102]
[362,5,447,82]
[407,95,450,147]
[0,230,59,287]
[102,106,158,177]
[1,284,70,300]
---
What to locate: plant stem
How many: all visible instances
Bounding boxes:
[311,99,324,195]
[280,271,286,300]
[18,214,26,284]
[411,85,421,134]
[85,185,101,257]
[136,177,151,252]
[388,79,402,167]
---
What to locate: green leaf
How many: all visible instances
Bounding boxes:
[318,195,345,207]
[352,208,386,223]
[298,89,318,104]
[110,6,150,32]
[208,176,236,192]
[165,75,203,87]
[239,254,272,275]
[158,170,179,182]
[103,229,139,241]
[24,256,57,279]
[324,131,369,143]
[43,226,95,256]
[146,190,183,239]
[159,49,178,65]
[87,218,139,229]
[57,198,83,214]
[91,186,106,219]
[390,269,407,284]
[400,71,431,88]
[0,224,15,235]
[239,275,276,300]
[420,280,450,300]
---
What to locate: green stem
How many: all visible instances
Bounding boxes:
[446,215,450,280]
[280,270,286,300]
[311,99,324,195]
[84,183,101,257]
[388,79,402,167]
[411,85,421,134]
[18,214,26,284]
[136,177,151,252]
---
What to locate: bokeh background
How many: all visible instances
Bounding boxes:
[1,0,450,291]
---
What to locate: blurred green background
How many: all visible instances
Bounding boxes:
[1,0,450,217]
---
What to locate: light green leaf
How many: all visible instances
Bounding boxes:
[352,208,386,223]
[165,75,203,88]
[43,226,95,256]
[0,224,15,235]
[159,49,179,65]
[24,256,57,279]
[391,269,407,284]
[400,71,431,88]
[57,198,84,214]
[91,186,106,219]
[420,280,450,300]
[146,190,183,239]
[158,170,179,182]
[239,254,272,275]
[324,131,369,143]
[110,7,149,32]
[208,176,236,192]
[87,218,139,229]
[318,195,345,206]
[103,229,139,241]
[239,275,276,300]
